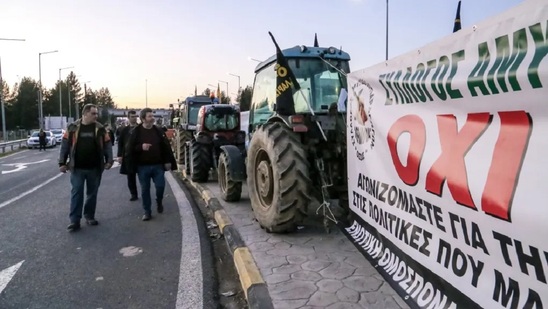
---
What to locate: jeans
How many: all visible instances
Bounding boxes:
[137,164,165,215]
[70,168,102,223]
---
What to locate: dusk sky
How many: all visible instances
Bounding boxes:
[1,0,523,108]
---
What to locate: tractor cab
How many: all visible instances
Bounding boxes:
[195,104,245,144]
[188,104,246,185]
[179,95,219,131]
[249,45,350,139]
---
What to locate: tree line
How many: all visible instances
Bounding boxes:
[0,71,115,130]
[199,86,252,111]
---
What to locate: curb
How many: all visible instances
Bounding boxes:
[181,171,274,309]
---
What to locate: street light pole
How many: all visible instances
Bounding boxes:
[38,50,58,129]
[0,58,5,141]
[79,80,91,120]
[228,72,241,95]
[69,74,82,120]
[386,0,389,61]
[0,38,25,141]
[247,57,262,63]
[58,66,74,119]
[219,80,228,102]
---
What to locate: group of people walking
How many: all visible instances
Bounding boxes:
[58,104,176,232]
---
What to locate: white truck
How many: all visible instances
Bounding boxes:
[44,116,67,131]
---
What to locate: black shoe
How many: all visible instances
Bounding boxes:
[142,214,152,221]
[130,195,138,201]
[157,200,163,214]
[85,218,99,226]
[67,223,81,232]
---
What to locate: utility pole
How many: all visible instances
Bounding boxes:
[38,50,59,129]
[0,58,5,141]
[386,0,389,61]
[0,38,25,141]
[58,66,74,119]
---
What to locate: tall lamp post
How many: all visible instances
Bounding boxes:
[79,80,91,120]
[39,50,59,129]
[247,57,262,63]
[59,66,74,119]
[0,38,25,142]
[218,80,228,102]
[68,74,82,120]
[227,72,241,99]
[386,0,389,61]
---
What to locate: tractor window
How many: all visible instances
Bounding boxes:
[250,62,276,129]
[204,112,239,131]
[288,58,349,114]
[188,106,201,125]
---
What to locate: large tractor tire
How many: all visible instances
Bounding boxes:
[178,130,193,164]
[184,143,191,175]
[246,122,311,233]
[218,152,242,202]
[190,140,211,182]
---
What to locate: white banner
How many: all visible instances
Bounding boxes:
[345,1,548,308]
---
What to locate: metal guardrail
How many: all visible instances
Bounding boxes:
[0,139,27,154]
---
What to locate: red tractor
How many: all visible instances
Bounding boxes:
[187,104,246,201]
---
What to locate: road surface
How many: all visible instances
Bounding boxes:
[0,147,217,308]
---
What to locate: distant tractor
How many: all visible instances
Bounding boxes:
[172,95,219,174]
[219,42,351,233]
[188,104,246,201]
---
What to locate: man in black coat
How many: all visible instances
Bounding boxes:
[117,111,139,201]
[125,108,177,221]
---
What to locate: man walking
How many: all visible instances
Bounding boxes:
[38,129,47,151]
[58,104,114,232]
[118,110,139,201]
[126,108,176,221]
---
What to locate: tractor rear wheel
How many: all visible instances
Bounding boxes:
[184,143,191,175]
[191,140,211,182]
[178,130,193,164]
[218,152,242,202]
[246,122,310,233]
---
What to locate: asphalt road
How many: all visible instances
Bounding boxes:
[0,146,216,309]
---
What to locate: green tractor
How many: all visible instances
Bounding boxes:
[218,37,350,233]
[188,104,246,201]
[172,95,219,174]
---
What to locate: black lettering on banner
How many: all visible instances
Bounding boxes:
[368,202,432,257]
[358,174,446,232]
[437,239,484,288]
[352,190,368,215]
[493,270,544,309]
[493,231,548,284]
[448,212,489,254]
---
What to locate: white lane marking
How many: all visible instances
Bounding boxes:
[0,261,24,295]
[0,149,29,161]
[1,159,50,174]
[0,173,63,209]
[165,173,203,309]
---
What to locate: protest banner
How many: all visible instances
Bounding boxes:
[345,1,548,308]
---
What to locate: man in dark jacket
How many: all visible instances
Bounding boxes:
[117,110,139,201]
[125,108,177,221]
[38,129,47,151]
[58,104,114,232]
